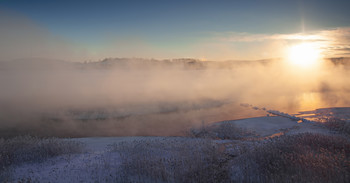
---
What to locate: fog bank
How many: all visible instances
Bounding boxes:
[0,58,349,137]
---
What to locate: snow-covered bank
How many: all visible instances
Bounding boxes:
[2,111,349,182]
[215,116,330,138]
[7,137,224,182]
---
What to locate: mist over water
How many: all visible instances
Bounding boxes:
[0,58,349,137]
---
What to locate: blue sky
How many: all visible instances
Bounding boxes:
[1,0,350,61]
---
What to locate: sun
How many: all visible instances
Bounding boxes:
[287,42,321,68]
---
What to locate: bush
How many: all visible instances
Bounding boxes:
[231,133,350,183]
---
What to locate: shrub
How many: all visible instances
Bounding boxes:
[231,133,350,183]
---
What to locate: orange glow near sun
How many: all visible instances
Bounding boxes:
[287,42,321,68]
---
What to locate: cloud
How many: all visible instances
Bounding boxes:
[191,35,288,60]
[97,28,350,60]
[211,27,350,58]
[214,32,325,43]
[317,28,350,56]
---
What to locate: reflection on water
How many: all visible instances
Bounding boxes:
[297,107,350,122]
[298,91,350,112]
[261,91,350,115]
[298,92,325,112]
[237,90,350,123]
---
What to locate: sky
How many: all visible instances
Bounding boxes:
[0,0,350,61]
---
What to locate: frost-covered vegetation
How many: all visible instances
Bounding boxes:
[108,137,229,182]
[102,133,349,183]
[231,133,350,183]
[0,136,84,181]
[324,118,350,135]
[2,116,350,182]
[2,133,350,182]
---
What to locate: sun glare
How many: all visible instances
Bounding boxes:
[287,43,321,68]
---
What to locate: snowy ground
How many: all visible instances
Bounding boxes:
[4,108,346,182]
[218,116,331,138]
[297,107,350,122]
[7,137,223,182]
